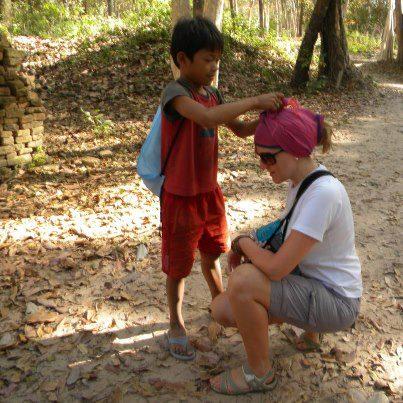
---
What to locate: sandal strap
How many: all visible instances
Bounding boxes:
[242,363,277,392]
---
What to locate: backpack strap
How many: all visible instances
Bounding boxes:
[263,170,334,248]
[161,81,221,177]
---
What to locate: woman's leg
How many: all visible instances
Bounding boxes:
[211,263,275,391]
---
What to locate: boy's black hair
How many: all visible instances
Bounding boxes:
[170,17,224,68]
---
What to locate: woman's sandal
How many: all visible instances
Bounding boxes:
[210,363,277,395]
[295,332,324,352]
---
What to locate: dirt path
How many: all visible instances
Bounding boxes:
[0,61,402,402]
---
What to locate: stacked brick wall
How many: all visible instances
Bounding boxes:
[0,33,44,168]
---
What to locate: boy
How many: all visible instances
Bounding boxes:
[161,16,283,360]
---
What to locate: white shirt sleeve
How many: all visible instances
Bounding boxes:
[290,185,339,242]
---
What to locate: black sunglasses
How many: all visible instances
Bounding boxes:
[257,149,283,166]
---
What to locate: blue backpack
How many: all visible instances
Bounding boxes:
[137,105,187,197]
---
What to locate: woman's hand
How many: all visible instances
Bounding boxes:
[226,250,242,275]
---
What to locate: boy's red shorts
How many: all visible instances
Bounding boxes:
[161,186,230,280]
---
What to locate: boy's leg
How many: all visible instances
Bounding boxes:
[198,186,229,300]
[161,191,201,358]
[166,276,195,357]
[200,252,224,299]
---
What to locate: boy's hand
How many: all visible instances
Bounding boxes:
[254,92,284,111]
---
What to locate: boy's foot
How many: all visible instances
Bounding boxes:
[166,328,196,361]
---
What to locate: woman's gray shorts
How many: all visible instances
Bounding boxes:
[269,274,360,333]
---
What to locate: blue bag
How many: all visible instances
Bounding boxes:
[137,80,195,197]
[255,219,282,244]
[137,106,165,197]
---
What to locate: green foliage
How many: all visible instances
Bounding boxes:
[122,0,170,32]
[30,146,48,167]
[306,77,328,94]
[10,0,169,39]
[222,10,298,64]
[347,31,381,55]
[81,108,115,137]
[346,0,387,35]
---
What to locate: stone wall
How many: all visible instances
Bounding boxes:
[0,33,45,168]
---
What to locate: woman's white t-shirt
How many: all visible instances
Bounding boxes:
[284,165,362,298]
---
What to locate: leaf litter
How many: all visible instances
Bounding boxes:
[0,37,402,401]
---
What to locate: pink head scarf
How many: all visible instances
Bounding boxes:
[254,98,324,158]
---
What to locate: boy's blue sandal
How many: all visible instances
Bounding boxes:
[165,332,196,361]
[210,363,277,395]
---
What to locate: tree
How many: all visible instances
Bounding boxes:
[291,0,360,88]
[379,0,395,61]
[203,0,224,85]
[193,0,204,16]
[297,0,305,37]
[107,0,115,17]
[229,0,238,19]
[0,0,11,28]
[259,0,265,34]
[396,0,403,66]
[170,0,191,79]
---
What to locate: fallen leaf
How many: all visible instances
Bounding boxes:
[26,309,61,324]
[66,366,81,386]
[190,336,212,352]
[208,321,222,344]
[0,333,17,350]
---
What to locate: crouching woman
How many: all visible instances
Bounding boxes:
[210,101,362,395]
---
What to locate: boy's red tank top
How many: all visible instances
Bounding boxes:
[161,88,220,197]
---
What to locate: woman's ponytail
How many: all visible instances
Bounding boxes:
[318,122,333,154]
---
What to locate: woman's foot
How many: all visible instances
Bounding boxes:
[295,331,323,351]
[210,364,276,395]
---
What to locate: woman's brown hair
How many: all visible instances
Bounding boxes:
[318,122,333,154]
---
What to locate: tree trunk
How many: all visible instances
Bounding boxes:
[203,0,225,86]
[291,0,331,87]
[107,0,114,16]
[170,0,191,79]
[248,0,255,25]
[275,0,281,36]
[203,0,225,30]
[193,0,204,16]
[321,0,352,87]
[379,0,395,61]
[264,1,270,31]
[229,0,238,19]
[396,0,403,66]
[259,0,265,35]
[298,0,304,37]
[0,0,11,27]
[342,0,348,16]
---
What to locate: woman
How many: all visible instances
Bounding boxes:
[210,100,362,395]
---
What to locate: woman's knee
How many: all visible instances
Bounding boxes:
[228,264,270,303]
[211,293,235,327]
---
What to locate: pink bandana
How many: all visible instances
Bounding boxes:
[254,98,324,157]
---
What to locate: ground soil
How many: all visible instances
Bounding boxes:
[0,40,402,402]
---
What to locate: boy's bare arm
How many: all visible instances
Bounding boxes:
[171,93,283,129]
[225,118,259,138]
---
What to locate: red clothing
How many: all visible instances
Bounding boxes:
[161,88,220,196]
[161,187,230,279]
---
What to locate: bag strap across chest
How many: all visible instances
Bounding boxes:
[264,170,334,248]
